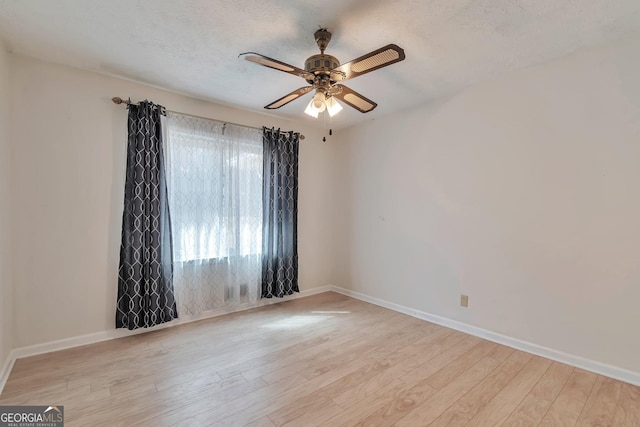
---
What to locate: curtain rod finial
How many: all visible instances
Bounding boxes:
[112,97,125,105]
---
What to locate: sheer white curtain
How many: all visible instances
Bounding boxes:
[165,112,262,316]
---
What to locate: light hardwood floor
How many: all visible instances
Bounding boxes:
[1,292,639,426]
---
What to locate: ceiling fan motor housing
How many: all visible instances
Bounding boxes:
[304,54,340,77]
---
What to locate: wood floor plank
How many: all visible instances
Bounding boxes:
[352,378,438,426]
[541,368,598,425]
[420,341,498,389]
[501,361,574,426]
[365,343,502,425]
[428,350,529,427]
[395,335,483,386]
[464,355,552,426]
[331,329,466,409]
[576,375,622,426]
[0,292,637,426]
[281,400,345,427]
[395,345,512,426]
[538,409,580,427]
[530,362,574,400]
[267,397,343,427]
[244,416,276,427]
[501,394,552,427]
[319,379,411,427]
[613,383,640,426]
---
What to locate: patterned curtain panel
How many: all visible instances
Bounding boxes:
[116,101,177,330]
[261,127,300,298]
[165,113,263,315]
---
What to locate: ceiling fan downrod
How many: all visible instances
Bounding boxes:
[314,28,332,53]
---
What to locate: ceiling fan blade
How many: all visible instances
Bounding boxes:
[331,85,377,113]
[240,52,314,80]
[264,86,314,109]
[331,44,405,82]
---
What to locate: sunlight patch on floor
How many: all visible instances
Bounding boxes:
[260,315,332,329]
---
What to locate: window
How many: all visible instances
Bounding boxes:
[165,114,263,262]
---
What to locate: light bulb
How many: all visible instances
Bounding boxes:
[304,99,319,118]
[312,92,326,110]
[325,97,343,117]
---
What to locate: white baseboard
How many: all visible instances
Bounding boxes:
[0,285,330,395]
[330,285,640,387]
[0,350,16,396]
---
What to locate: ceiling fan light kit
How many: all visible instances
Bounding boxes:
[240,28,405,119]
[303,90,343,118]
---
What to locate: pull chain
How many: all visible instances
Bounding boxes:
[320,108,335,142]
[322,109,327,142]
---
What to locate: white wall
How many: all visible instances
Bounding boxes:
[0,40,13,371]
[337,35,640,373]
[9,54,340,348]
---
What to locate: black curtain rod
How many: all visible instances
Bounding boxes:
[111,97,305,140]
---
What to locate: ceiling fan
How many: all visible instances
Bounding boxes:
[239,29,405,118]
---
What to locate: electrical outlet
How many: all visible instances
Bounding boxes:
[460,294,469,307]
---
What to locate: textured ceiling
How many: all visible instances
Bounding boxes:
[1,0,640,129]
